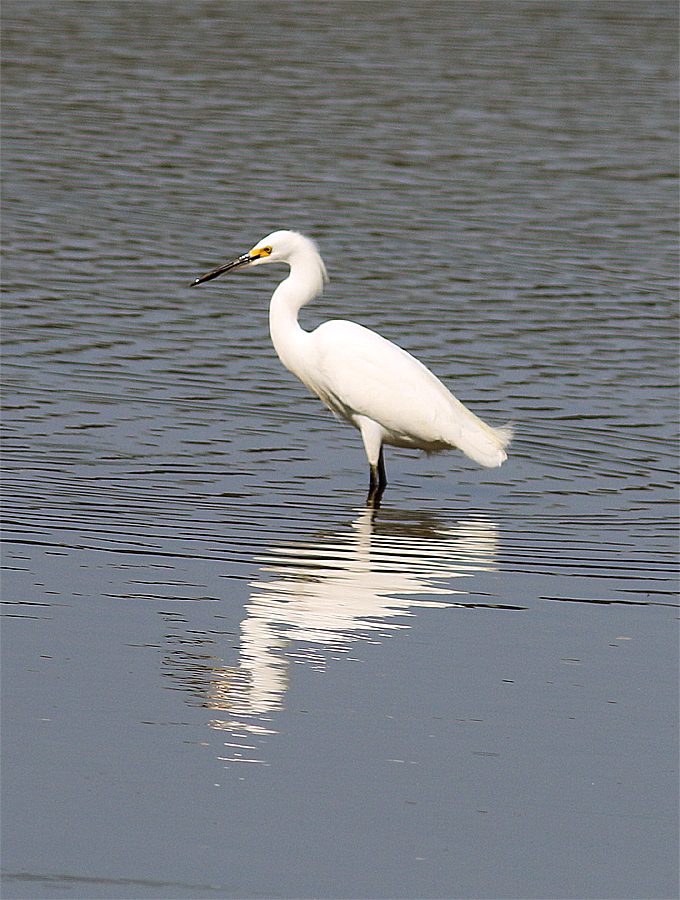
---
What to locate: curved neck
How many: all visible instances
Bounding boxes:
[268,249,326,379]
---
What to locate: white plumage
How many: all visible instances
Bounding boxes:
[192,230,511,502]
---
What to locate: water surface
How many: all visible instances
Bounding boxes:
[2,2,678,898]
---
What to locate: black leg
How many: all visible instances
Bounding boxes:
[367,447,387,507]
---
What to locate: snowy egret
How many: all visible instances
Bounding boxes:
[191,230,511,504]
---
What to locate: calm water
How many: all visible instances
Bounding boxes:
[2,2,678,898]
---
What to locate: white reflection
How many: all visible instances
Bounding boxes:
[207,507,503,754]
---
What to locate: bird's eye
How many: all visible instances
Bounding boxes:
[260,246,273,257]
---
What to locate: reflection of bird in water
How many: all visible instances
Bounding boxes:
[192,230,511,504]
[205,509,516,743]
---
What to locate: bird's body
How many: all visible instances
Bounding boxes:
[192,230,511,503]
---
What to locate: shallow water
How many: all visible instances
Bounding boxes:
[2,2,678,898]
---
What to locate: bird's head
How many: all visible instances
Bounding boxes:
[190,230,326,286]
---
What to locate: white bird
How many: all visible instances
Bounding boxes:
[191,230,511,504]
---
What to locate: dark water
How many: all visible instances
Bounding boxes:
[2,2,678,898]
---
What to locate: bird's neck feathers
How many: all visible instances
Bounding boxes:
[276,239,328,312]
[268,240,327,380]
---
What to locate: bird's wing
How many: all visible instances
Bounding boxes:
[308,321,463,437]
[307,320,510,466]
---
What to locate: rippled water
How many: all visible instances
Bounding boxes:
[2,2,678,899]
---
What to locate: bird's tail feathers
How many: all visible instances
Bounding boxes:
[493,422,514,449]
[456,420,513,468]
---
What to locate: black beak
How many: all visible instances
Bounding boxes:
[190,252,253,286]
